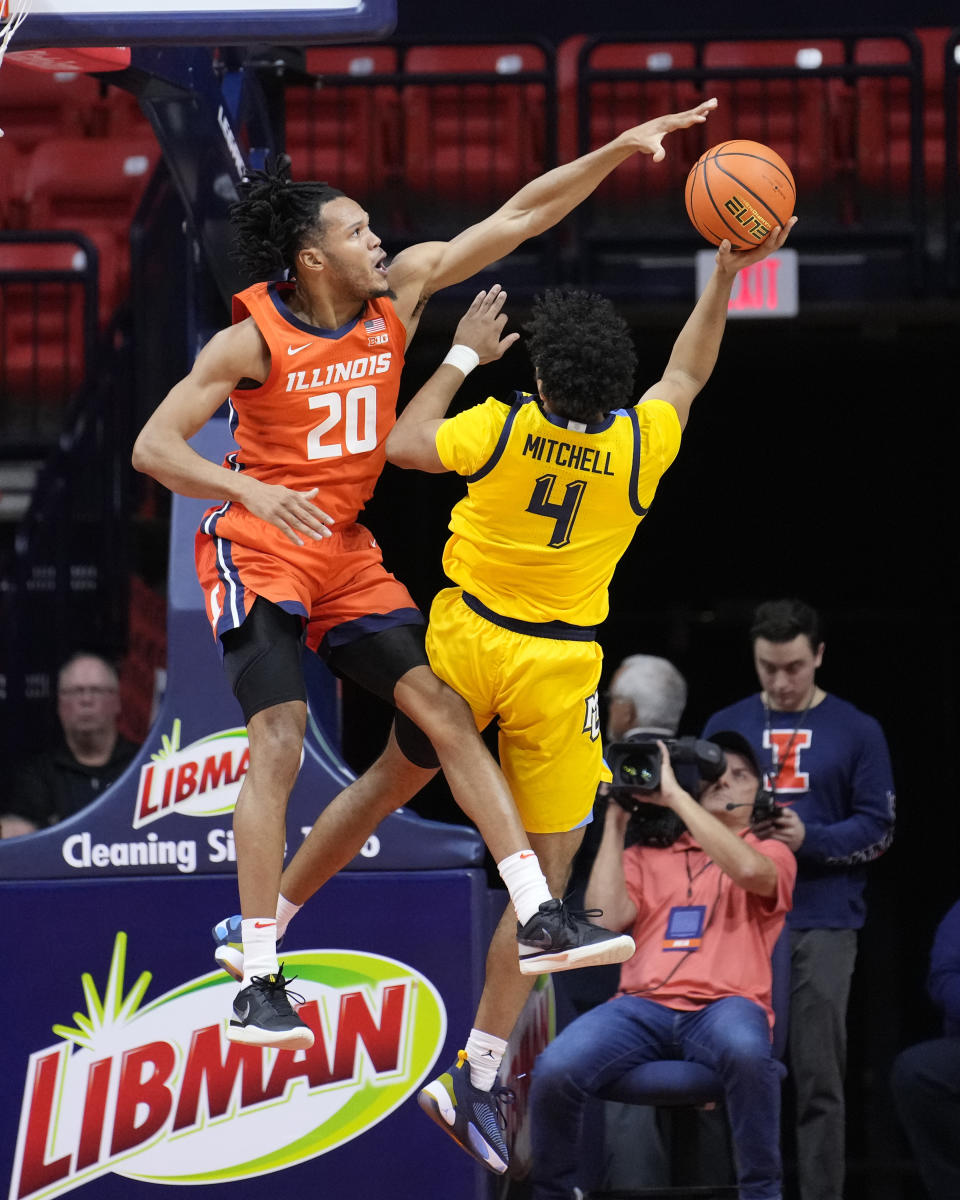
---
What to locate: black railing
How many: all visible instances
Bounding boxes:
[261,29,959,301]
[0,303,137,763]
[568,29,926,296]
[0,230,99,452]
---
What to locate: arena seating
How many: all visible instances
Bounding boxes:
[21,135,159,321]
[399,41,551,219]
[0,24,955,404]
[0,60,98,151]
[0,236,95,440]
[285,45,401,201]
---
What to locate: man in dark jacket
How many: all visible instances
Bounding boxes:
[3,652,137,833]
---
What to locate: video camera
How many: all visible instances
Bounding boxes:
[605,736,726,848]
[604,733,781,846]
[606,736,726,799]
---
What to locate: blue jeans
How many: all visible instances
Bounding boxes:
[529,994,783,1200]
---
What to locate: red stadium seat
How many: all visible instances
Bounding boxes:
[0,140,28,226]
[702,39,846,193]
[0,309,87,417]
[914,27,950,189]
[304,45,398,77]
[557,36,704,216]
[22,136,158,320]
[285,46,400,199]
[844,37,915,193]
[400,43,549,213]
[0,61,99,151]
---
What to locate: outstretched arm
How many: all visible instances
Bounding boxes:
[385,285,518,472]
[388,100,718,327]
[639,217,798,429]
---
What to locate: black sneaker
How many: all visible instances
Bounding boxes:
[418,1050,513,1175]
[225,968,314,1051]
[516,898,636,976]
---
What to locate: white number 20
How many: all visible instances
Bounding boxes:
[306,385,378,460]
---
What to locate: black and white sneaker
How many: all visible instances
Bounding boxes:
[225,969,314,1051]
[516,898,635,976]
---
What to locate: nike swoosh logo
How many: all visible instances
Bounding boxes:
[287,342,312,355]
[519,852,535,859]
[234,1001,251,1021]
[254,921,275,928]
[520,929,556,949]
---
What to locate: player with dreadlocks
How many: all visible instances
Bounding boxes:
[131,102,716,1065]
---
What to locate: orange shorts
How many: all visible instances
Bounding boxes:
[195,505,420,654]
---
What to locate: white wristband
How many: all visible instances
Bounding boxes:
[442,344,480,376]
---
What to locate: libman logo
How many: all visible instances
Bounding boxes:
[10,933,446,1199]
[133,720,300,829]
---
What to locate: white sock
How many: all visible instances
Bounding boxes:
[241,917,279,986]
[497,849,552,926]
[275,893,301,939]
[465,1028,509,1092]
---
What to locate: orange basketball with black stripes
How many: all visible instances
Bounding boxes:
[685,140,795,249]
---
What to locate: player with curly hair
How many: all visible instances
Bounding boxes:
[385,222,793,1170]
[131,102,718,1069]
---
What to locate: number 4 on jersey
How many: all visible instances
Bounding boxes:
[526,473,587,547]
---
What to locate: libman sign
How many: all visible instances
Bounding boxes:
[10,934,446,1199]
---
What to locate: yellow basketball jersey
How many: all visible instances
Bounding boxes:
[434,391,681,627]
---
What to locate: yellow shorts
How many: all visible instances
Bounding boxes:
[425,587,611,834]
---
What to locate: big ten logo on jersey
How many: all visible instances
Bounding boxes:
[764,728,812,791]
[364,314,389,345]
[285,351,393,393]
[582,690,601,742]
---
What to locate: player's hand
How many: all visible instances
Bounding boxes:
[242,480,334,546]
[620,98,718,162]
[715,215,798,274]
[451,285,520,365]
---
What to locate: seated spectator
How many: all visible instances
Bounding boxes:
[528,731,796,1200]
[891,897,960,1200]
[2,651,139,833]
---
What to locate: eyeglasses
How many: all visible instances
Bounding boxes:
[59,686,118,699]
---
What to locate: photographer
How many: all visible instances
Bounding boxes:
[528,732,797,1200]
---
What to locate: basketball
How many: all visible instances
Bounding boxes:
[684,140,796,249]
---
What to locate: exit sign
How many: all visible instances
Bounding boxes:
[695,248,798,317]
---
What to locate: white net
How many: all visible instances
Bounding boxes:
[0,0,33,136]
[0,0,32,65]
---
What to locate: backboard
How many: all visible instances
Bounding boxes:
[9,0,397,49]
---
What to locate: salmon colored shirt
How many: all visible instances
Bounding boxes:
[618,830,796,1031]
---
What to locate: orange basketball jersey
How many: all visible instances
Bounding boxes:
[209,281,406,528]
